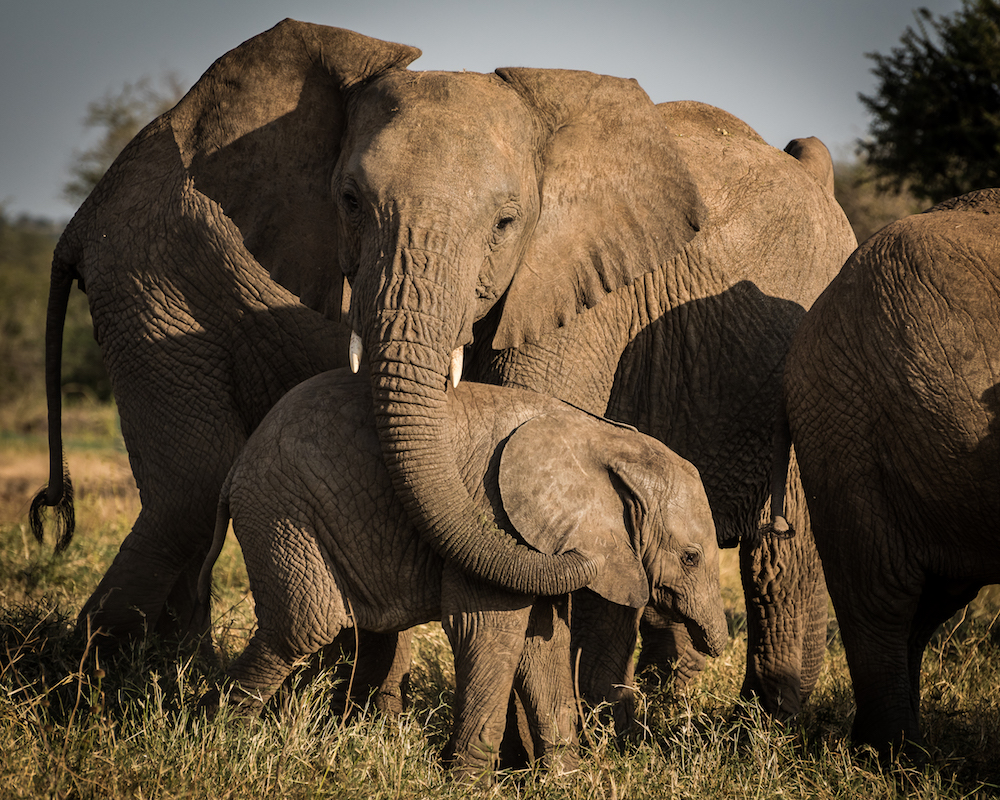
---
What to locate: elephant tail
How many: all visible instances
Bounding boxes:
[758,405,796,541]
[28,260,77,553]
[197,491,232,611]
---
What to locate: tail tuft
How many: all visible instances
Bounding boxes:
[29,461,76,554]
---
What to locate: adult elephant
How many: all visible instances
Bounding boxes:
[784,189,1000,755]
[33,20,856,716]
[27,27,412,643]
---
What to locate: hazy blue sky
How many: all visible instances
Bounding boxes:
[1,0,963,222]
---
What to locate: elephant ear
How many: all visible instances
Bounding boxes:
[492,68,706,349]
[168,19,420,318]
[498,411,650,608]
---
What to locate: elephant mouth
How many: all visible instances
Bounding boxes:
[653,591,728,659]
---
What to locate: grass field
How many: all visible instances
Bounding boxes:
[0,401,998,798]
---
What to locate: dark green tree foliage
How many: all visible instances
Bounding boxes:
[859,0,1000,203]
[63,74,185,207]
[0,212,109,406]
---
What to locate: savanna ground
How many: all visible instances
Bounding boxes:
[0,400,998,799]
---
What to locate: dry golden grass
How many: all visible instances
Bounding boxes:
[0,401,998,798]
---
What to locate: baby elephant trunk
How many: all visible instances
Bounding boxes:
[687,589,728,659]
[661,562,728,659]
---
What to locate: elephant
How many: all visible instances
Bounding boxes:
[197,367,727,778]
[782,188,1000,757]
[31,19,856,717]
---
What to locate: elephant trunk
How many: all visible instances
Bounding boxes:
[658,579,728,660]
[367,340,598,596]
[682,583,728,658]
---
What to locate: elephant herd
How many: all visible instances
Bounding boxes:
[28,18,998,776]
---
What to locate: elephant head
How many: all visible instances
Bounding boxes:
[175,19,704,596]
[499,411,727,657]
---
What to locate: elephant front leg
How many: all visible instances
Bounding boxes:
[355,627,413,716]
[511,596,579,775]
[441,567,533,783]
[571,590,642,739]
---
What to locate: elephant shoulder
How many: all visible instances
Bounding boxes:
[657,101,765,144]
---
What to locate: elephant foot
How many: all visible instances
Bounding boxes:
[540,743,580,777]
[441,739,498,787]
[738,680,802,722]
[851,710,929,766]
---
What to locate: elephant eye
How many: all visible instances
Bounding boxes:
[491,203,521,243]
[495,215,516,232]
[680,549,701,569]
[341,190,362,217]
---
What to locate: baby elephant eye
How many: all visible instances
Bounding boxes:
[680,549,701,569]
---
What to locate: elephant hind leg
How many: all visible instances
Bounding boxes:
[216,630,320,716]
[832,576,922,757]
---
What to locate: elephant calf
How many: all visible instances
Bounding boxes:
[199,367,726,778]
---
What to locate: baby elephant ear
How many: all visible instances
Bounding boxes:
[499,411,649,608]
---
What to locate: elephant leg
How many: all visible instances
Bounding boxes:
[275,627,411,718]
[215,630,321,716]
[739,472,826,719]
[355,627,413,716]
[441,567,533,782]
[571,590,641,738]
[80,500,220,649]
[636,608,706,690]
[835,590,920,755]
[509,596,579,775]
[79,380,244,649]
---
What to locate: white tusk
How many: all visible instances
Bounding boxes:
[349,330,363,374]
[449,346,464,388]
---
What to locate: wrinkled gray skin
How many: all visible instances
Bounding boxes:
[784,189,1000,757]
[30,40,356,642]
[33,20,855,716]
[199,368,726,778]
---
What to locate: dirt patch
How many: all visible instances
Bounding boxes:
[0,448,137,525]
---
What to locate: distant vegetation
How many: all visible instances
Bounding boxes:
[62,73,185,207]
[833,158,924,245]
[0,211,108,415]
[859,0,1000,203]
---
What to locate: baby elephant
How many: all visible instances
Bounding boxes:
[199,368,726,778]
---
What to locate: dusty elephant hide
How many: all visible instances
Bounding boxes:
[199,368,727,778]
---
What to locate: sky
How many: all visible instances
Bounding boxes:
[1,0,964,223]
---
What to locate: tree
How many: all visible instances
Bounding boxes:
[859,0,1000,204]
[63,73,186,207]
